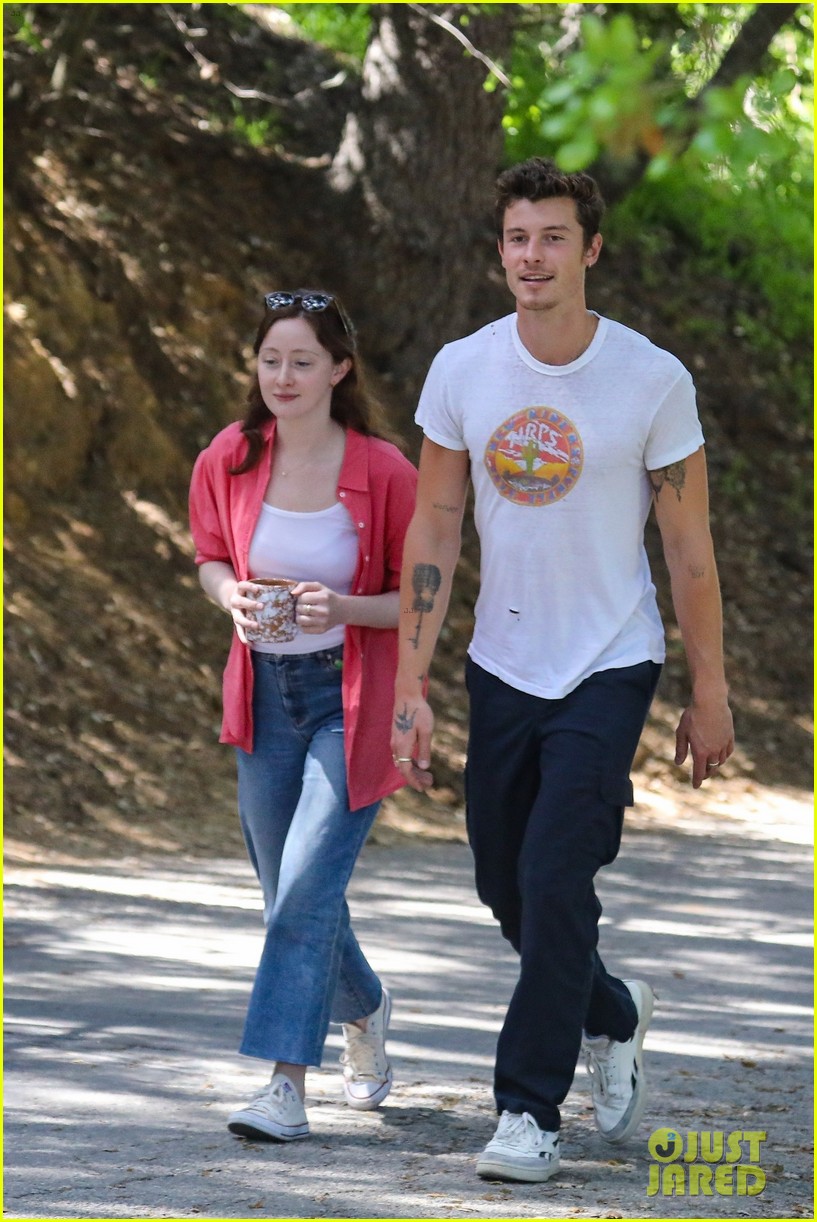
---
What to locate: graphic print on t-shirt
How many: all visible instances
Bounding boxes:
[484,407,584,506]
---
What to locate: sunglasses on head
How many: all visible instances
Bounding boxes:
[264,291,354,340]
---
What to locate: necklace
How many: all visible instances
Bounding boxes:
[276,440,341,478]
[277,457,314,478]
[275,424,345,478]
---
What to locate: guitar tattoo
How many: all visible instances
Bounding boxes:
[409,563,442,649]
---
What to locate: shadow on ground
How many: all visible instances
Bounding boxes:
[4,823,812,1219]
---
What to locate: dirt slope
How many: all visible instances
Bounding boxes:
[4,6,812,863]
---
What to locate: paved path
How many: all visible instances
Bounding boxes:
[4,814,812,1219]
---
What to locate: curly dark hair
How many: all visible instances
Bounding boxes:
[230,290,394,475]
[494,158,605,249]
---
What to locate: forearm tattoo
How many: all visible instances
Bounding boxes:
[394,704,416,734]
[649,459,687,501]
[409,563,441,650]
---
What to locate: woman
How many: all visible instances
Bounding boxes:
[189,289,417,1141]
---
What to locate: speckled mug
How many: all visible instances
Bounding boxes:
[244,577,298,644]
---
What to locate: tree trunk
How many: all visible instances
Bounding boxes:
[328,4,518,395]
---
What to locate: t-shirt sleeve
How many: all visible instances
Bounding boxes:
[643,368,705,471]
[415,348,468,452]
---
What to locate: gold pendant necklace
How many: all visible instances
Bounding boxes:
[278,459,312,478]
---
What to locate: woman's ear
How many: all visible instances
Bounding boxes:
[331,358,352,386]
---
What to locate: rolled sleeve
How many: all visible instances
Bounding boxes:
[189,449,230,566]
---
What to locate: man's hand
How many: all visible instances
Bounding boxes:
[675,696,735,789]
[391,695,435,792]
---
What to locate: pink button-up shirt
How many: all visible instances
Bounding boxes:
[189,419,418,811]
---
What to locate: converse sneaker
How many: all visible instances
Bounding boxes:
[340,987,393,1110]
[583,978,654,1143]
[227,1073,309,1141]
[476,1111,561,1183]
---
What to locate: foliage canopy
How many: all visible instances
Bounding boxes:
[277,1,812,403]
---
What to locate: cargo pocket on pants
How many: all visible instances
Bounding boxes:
[599,772,635,866]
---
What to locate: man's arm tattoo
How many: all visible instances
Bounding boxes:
[432,501,460,514]
[409,563,441,649]
[394,704,416,734]
[649,459,687,502]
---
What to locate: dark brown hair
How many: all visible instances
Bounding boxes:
[494,158,605,249]
[230,290,394,475]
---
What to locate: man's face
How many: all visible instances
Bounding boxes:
[498,197,602,315]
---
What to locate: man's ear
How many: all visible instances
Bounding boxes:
[584,233,603,267]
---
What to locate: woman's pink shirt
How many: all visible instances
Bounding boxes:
[189,419,418,811]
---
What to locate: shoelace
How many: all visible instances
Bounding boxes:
[585,1039,628,1102]
[246,1078,295,1111]
[496,1111,555,1154]
[340,1025,387,1081]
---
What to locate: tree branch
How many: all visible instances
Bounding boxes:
[705,3,800,91]
[594,2,802,206]
[407,3,512,88]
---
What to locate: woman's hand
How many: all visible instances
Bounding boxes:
[291,581,345,635]
[198,563,266,645]
[228,579,265,644]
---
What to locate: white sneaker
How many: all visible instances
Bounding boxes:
[582,978,654,1143]
[340,988,393,1110]
[227,1073,309,1141]
[476,1111,561,1183]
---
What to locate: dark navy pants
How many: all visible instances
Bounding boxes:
[464,657,662,1132]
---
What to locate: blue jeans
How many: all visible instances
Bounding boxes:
[235,647,382,1066]
[465,657,662,1131]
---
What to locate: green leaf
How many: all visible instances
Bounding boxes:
[770,68,797,96]
[608,13,639,62]
[645,151,676,180]
[544,78,578,106]
[691,125,733,160]
[541,113,579,140]
[588,92,619,125]
[556,134,600,171]
[580,15,607,59]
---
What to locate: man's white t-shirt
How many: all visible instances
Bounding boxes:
[416,312,705,699]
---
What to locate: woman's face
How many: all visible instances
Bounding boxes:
[257,317,350,423]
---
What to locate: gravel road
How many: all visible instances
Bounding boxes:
[4,805,812,1219]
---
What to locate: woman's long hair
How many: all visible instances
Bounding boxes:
[230,291,395,475]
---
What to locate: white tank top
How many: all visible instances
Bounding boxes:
[247,500,358,654]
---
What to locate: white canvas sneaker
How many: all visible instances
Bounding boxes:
[227,1073,309,1141]
[476,1111,561,1183]
[340,988,393,1110]
[583,978,654,1143]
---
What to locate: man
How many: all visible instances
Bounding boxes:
[391,158,734,1183]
